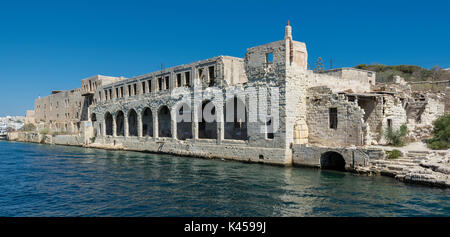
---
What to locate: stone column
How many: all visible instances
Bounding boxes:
[102,118,106,137]
[171,108,177,139]
[217,105,224,144]
[124,113,129,137]
[137,112,143,137]
[193,101,199,140]
[112,116,117,137]
[153,111,159,138]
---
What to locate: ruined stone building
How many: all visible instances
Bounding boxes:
[26,23,445,170]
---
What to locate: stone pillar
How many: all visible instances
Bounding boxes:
[217,106,224,144]
[102,118,106,137]
[137,112,143,137]
[171,108,176,139]
[112,116,117,137]
[124,113,129,137]
[153,112,159,138]
[193,101,199,140]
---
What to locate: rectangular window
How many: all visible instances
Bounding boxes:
[133,83,137,95]
[176,73,181,87]
[266,117,274,139]
[198,68,204,80]
[329,108,338,129]
[148,80,152,92]
[165,76,170,90]
[208,66,215,87]
[185,71,190,87]
[142,81,146,94]
[158,77,163,91]
[387,119,392,128]
[128,85,132,96]
[120,87,124,98]
[109,89,112,99]
[116,88,119,99]
[266,52,273,63]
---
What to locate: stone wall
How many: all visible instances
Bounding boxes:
[292,144,378,169]
[305,87,366,147]
[34,88,85,134]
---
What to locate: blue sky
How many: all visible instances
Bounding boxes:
[0,0,449,116]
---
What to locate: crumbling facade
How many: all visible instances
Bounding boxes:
[23,23,445,170]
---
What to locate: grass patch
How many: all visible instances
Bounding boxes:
[387,149,402,159]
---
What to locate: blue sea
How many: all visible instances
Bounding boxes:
[0,140,448,216]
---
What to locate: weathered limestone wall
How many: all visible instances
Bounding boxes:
[319,68,376,86]
[292,144,381,169]
[221,57,248,86]
[405,98,445,141]
[306,87,366,147]
[34,89,85,134]
[24,110,35,124]
[7,131,82,146]
[417,98,445,125]
[378,95,408,144]
[95,136,289,165]
[308,71,372,93]
[53,135,83,146]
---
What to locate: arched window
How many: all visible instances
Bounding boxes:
[128,109,138,136]
[224,96,247,140]
[142,107,153,137]
[116,111,125,136]
[198,100,217,139]
[105,112,113,136]
[176,103,192,140]
[158,106,171,137]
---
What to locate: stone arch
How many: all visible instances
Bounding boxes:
[198,100,217,139]
[158,105,172,137]
[176,103,192,140]
[116,110,125,136]
[224,96,247,140]
[128,109,138,137]
[320,151,346,171]
[142,107,153,137]
[105,112,113,136]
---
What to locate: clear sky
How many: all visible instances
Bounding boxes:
[0,0,449,116]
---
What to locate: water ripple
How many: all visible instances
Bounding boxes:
[0,140,449,217]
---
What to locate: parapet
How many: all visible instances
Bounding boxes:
[317,68,376,86]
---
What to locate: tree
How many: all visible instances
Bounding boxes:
[313,57,324,73]
[427,114,450,150]
[385,124,408,147]
[430,65,444,81]
[20,123,36,132]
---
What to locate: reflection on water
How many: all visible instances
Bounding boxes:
[0,140,448,217]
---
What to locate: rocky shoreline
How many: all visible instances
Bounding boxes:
[355,149,450,188]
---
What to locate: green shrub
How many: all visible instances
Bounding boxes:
[53,131,70,136]
[39,128,50,135]
[427,114,450,150]
[20,123,36,132]
[385,124,408,147]
[90,137,96,143]
[387,149,402,159]
[353,64,449,83]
